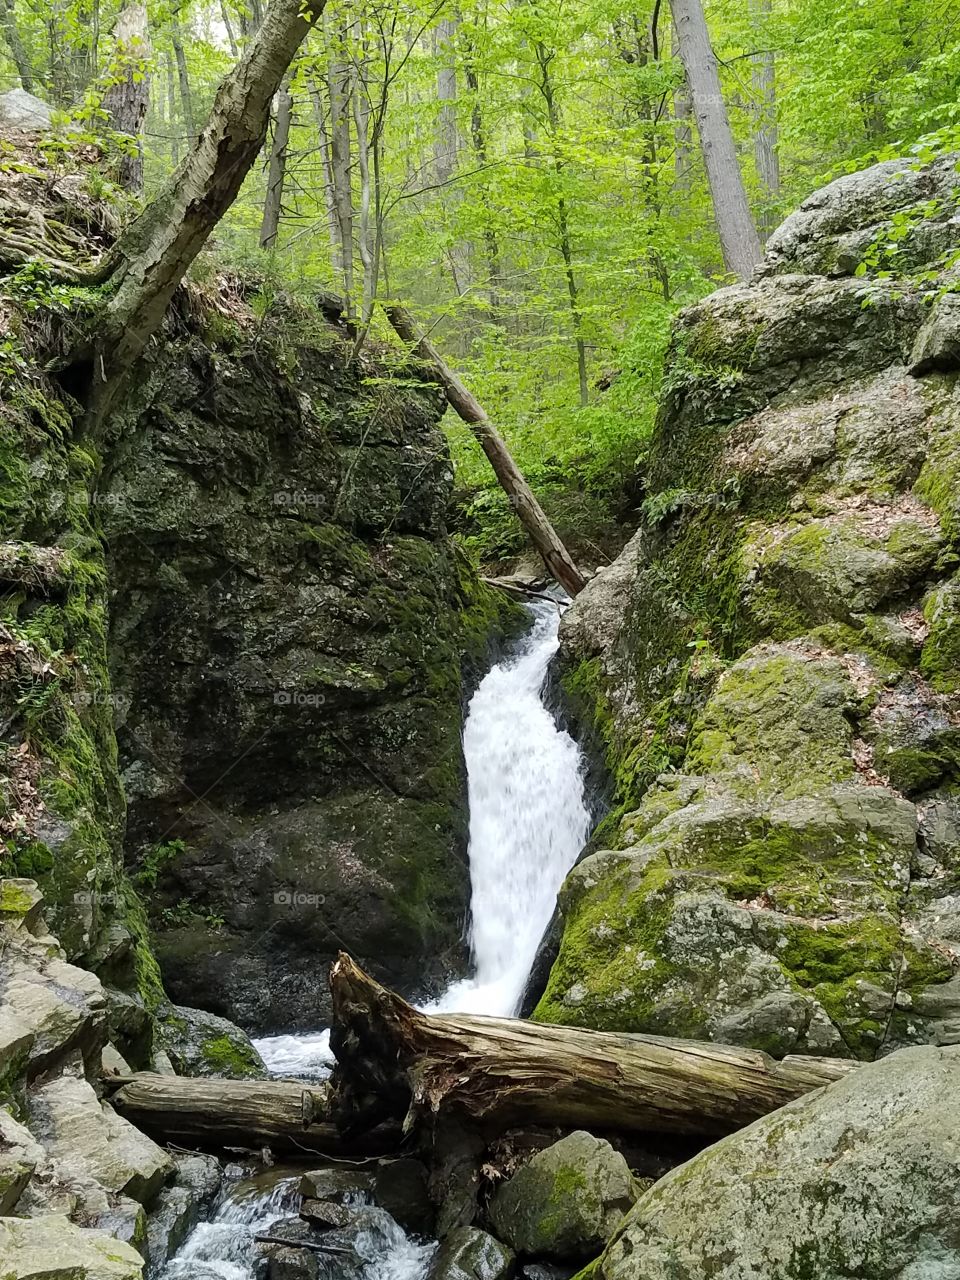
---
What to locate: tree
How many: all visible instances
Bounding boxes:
[750,0,779,237]
[669,0,761,278]
[1,0,35,91]
[77,0,327,425]
[260,71,294,247]
[101,1,151,192]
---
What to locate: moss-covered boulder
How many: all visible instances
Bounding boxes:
[540,152,960,1060]
[155,1003,266,1079]
[488,1132,640,1263]
[593,1045,960,1280]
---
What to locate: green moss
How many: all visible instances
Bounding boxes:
[921,580,960,692]
[200,1033,262,1078]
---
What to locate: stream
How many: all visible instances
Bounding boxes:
[163,599,591,1278]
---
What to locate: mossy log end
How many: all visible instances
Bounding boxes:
[328,953,859,1140]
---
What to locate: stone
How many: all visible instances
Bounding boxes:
[156,1004,266,1080]
[0,89,53,132]
[0,1214,143,1278]
[299,1197,355,1228]
[145,1152,222,1269]
[298,1167,373,1202]
[429,1227,516,1280]
[911,292,960,374]
[488,1132,639,1263]
[596,1045,960,1280]
[0,947,108,1078]
[26,1074,174,1205]
[0,1108,44,1213]
[0,881,44,932]
[374,1156,434,1237]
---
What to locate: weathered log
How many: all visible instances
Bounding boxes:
[106,1072,399,1157]
[329,954,859,1141]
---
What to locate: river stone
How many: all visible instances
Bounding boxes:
[156,1003,266,1079]
[26,1074,174,1204]
[429,1226,516,1280]
[596,1045,960,1280]
[299,1167,373,1202]
[374,1156,434,1236]
[0,1214,144,1278]
[488,1132,639,1262]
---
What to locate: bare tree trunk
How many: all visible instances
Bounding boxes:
[329,955,858,1140]
[462,39,504,320]
[260,73,293,248]
[750,0,779,239]
[668,0,761,278]
[220,0,239,56]
[671,20,692,186]
[535,43,588,408]
[166,51,180,165]
[0,0,34,92]
[80,0,326,425]
[384,303,587,596]
[434,16,458,184]
[326,20,355,310]
[101,2,151,193]
[171,8,195,140]
[310,79,344,280]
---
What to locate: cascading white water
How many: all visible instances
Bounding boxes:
[162,1178,299,1280]
[427,598,591,1016]
[255,598,591,1074]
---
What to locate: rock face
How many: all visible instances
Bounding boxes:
[0,1215,144,1278]
[595,1044,960,1280]
[536,152,960,1059]
[100,308,522,1031]
[488,1132,639,1262]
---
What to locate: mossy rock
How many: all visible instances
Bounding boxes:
[155,1003,266,1080]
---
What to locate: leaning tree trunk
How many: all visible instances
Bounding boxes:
[79,0,326,427]
[260,73,294,249]
[383,304,587,597]
[101,2,152,193]
[329,954,858,1140]
[668,0,761,278]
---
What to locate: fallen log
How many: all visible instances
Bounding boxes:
[106,1072,400,1157]
[329,954,860,1140]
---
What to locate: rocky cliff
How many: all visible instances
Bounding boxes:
[535,153,960,1059]
[0,145,522,1053]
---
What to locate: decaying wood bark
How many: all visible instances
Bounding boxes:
[329,954,859,1140]
[106,1072,399,1157]
[383,303,587,597]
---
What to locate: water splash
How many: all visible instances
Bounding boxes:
[162,1178,298,1280]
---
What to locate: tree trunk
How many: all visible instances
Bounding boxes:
[384,303,587,597]
[671,20,692,186]
[750,0,780,238]
[171,9,195,140]
[0,0,34,93]
[329,954,859,1141]
[166,51,180,166]
[221,0,239,57]
[101,2,151,193]
[310,78,344,277]
[260,74,293,248]
[668,0,761,278]
[106,1073,400,1156]
[434,16,458,184]
[463,51,504,319]
[326,19,355,310]
[81,0,326,425]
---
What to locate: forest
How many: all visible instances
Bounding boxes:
[2,0,957,559]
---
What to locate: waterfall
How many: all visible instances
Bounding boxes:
[427,598,591,1016]
[255,598,591,1075]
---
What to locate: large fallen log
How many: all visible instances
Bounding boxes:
[106,1072,399,1157]
[329,954,860,1140]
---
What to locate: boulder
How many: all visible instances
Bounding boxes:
[0,1109,44,1213]
[156,1004,266,1080]
[374,1156,434,1237]
[298,1167,373,1202]
[596,1045,960,1280]
[26,1074,174,1205]
[911,292,960,374]
[429,1227,516,1280]
[488,1132,639,1263]
[0,89,53,132]
[144,1152,222,1268]
[0,1214,143,1278]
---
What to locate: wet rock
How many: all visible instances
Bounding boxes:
[0,1213,144,1277]
[488,1132,639,1262]
[156,1004,266,1079]
[595,1045,960,1280]
[27,1073,174,1204]
[145,1152,222,1269]
[374,1156,434,1237]
[299,1167,373,1202]
[299,1198,356,1228]
[429,1226,516,1280]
